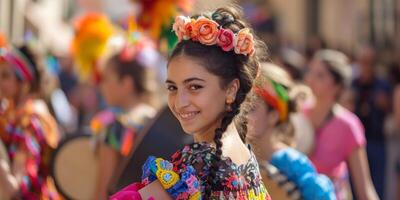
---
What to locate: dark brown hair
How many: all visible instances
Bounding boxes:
[313,49,351,88]
[106,53,155,98]
[168,6,267,197]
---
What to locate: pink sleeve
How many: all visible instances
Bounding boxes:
[110,183,145,200]
[343,113,366,157]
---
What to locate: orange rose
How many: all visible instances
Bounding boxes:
[234,28,255,56]
[172,16,191,41]
[185,18,197,41]
[192,17,219,45]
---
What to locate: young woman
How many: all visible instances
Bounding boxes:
[91,48,157,200]
[111,6,271,199]
[303,49,378,200]
[247,62,335,200]
[0,45,61,199]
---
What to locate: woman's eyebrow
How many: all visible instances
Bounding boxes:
[165,77,205,84]
[183,77,205,84]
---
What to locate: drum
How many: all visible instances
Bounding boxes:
[259,162,301,200]
[50,134,99,200]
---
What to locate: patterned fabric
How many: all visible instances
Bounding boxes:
[141,156,202,199]
[90,106,154,156]
[0,99,60,200]
[170,142,271,199]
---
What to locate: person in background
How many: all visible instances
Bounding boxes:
[91,47,157,200]
[247,62,336,200]
[0,44,60,199]
[303,49,378,200]
[384,84,400,200]
[351,45,391,199]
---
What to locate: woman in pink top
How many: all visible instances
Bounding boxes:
[303,50,378,200]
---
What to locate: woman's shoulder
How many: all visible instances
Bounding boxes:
[14,99,60,148]
[332,105,365,136]
[90,107,151,156]
[91,105,155,135]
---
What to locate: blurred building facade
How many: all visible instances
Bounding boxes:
[267,0,400,52]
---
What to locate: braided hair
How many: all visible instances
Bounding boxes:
[169,6,267,197]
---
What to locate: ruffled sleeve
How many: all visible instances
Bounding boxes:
[270,148,336,200]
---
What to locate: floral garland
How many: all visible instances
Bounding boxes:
[172,16,255,56]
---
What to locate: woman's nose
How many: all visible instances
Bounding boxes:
[174,90,190,110]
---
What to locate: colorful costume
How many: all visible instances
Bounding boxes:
[111,142,271,199]
[270,148,336,200]
[91,106,155,156]
[0,44,60,199]
[0,99,60,200]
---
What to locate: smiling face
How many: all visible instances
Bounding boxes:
[166,55,237,140]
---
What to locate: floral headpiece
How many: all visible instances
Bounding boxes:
[71,12,114,84]
[172,15,255,56]
[253,79,289,122]
[0,47,35,82]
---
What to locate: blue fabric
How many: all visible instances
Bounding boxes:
[270,148,336,200]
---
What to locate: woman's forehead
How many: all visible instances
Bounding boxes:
[167,56,215,83]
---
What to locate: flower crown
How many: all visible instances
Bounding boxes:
[172,15,255,56]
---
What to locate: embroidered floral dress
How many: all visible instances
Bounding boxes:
[111,142,271,200]
[170,143,270,199]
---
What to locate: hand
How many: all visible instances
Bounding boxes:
[139,180,172,200]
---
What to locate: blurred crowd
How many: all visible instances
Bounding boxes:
[0,0,399,200]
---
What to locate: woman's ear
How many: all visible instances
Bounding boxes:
[267,109,280,127]
[226,78,240,102]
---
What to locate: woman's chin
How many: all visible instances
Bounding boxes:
[180,125,197,135]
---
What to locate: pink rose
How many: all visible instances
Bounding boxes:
[172,16,191,41]
[234,28,255,56]
[216,28,234,51]
[192,17,219,45]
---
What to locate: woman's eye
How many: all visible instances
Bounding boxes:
[189,85,203,90]
[167,85,177,91]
